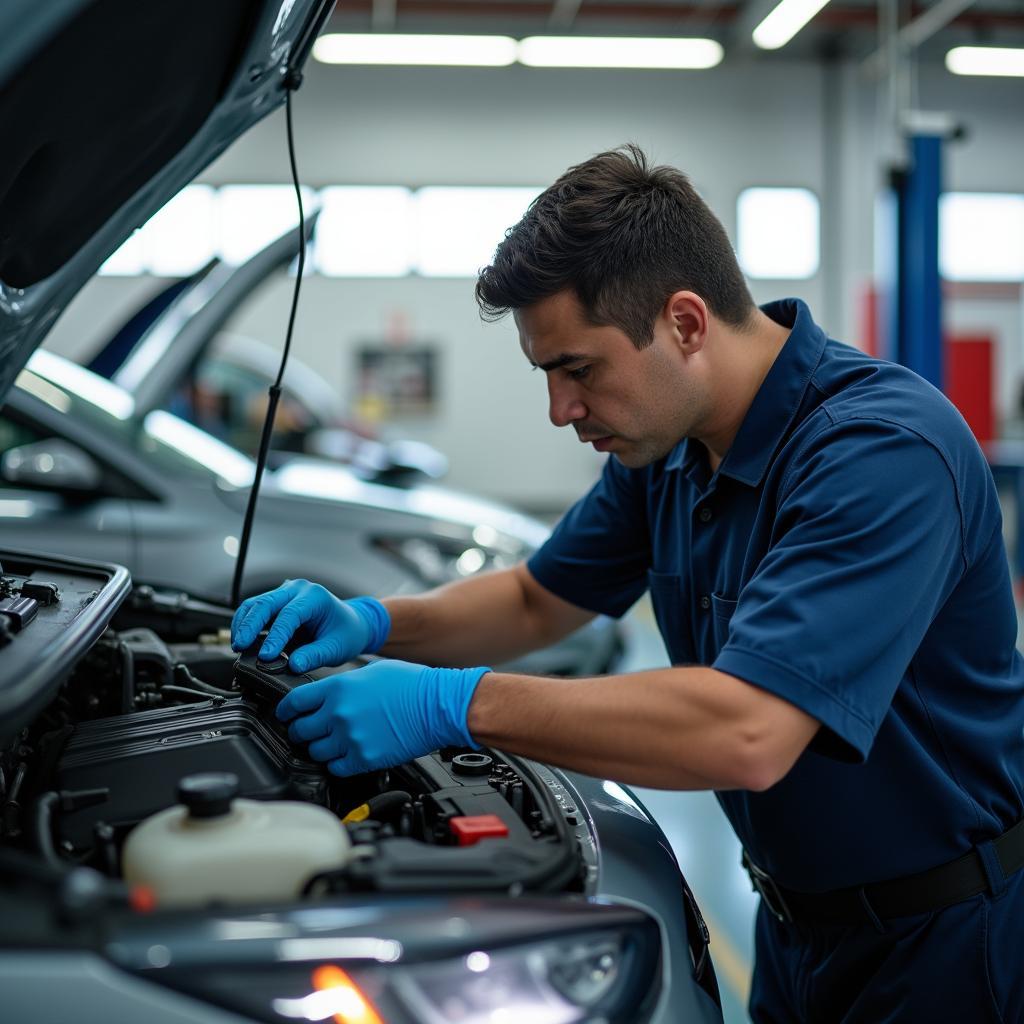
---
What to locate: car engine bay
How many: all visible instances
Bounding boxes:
[0,550,590,917]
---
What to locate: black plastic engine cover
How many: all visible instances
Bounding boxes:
[55,697,329,851]
[234,650,317,706]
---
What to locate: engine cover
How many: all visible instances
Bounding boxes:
[55,697,328,852]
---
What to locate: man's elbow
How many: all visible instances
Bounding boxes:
[728,709,821,792]
[732,746,795,792]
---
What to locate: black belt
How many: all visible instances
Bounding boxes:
[742,817,1024,927]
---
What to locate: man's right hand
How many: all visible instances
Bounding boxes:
[230,580,391,673]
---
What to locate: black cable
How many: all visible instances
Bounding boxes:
[162,684,228,704]
[231,79,307,608]
[173,663,236,698]
[278,74,307,387]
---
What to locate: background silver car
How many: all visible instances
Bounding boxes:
[1,350,621,678]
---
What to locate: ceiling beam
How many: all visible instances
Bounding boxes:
[549,0,583,28]
[863,0,978,75]
[372,0,398,31]
[327,1,1024,35]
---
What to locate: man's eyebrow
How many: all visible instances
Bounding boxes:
[529,352,588,372]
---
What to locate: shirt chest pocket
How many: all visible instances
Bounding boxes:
[710,593,738,654]
[646,570,697,666]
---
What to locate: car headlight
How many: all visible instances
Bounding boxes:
[264,928,658,1024]
[136,921,659,1024]
[374,532,527,587]
[116,905,659,1024]
[388,931,651,1023]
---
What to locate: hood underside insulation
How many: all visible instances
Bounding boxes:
[0,0,261,288]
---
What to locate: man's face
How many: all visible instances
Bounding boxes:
[516,289,709,469]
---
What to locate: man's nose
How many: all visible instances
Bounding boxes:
[547,378,587,428]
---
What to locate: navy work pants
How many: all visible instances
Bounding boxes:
[749,869,1024,1022]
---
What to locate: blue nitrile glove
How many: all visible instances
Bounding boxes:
[276,660,491,777]
[230,579,390,673]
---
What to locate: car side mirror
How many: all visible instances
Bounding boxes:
[1,439,103,494]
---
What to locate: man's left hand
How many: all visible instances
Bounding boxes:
[276,660,491,776]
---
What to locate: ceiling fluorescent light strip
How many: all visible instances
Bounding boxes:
[313,34,722,70]
[946,46,1024,77]
[752,0,831,50]
[518,36,723,69]
[312,33,517,66]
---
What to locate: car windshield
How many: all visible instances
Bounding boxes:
[17,351,255,486]
[167,339,325,460]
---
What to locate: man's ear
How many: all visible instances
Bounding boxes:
[664,291,710,354]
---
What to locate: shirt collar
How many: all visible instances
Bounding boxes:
[664,298,827,486]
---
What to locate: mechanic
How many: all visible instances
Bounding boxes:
[232,145,1024,1022]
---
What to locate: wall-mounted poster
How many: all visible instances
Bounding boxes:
[354,346,438,421]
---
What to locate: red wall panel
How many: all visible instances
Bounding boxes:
[945,334,995,444]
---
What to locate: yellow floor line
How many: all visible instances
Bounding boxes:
[702,908,753,1008]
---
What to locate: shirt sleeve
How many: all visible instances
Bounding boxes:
[527,457,652,617]
[713,417,967,763]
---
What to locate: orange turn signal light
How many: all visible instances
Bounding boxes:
[311,964,385,1024]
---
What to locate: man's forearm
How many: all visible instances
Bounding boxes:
[466,666,820,791]
[379,565,583,667]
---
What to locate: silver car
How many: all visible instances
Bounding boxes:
[1,348,622,678]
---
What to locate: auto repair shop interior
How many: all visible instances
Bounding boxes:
[2,1,1024,1023]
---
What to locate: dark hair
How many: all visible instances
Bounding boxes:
[475,144,755,348]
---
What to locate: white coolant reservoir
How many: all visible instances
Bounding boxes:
[122,772,351,907]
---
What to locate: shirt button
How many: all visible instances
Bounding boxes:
[699,507,712,523]
[699,595,711,610]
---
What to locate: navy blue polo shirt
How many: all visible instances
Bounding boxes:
[528,298,1024,892]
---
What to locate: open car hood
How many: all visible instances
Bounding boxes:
[0,0,335,405]
[88,212,452,485]
[95,213,319,414]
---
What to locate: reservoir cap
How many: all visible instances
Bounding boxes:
[178,772,240,819]
[256,655,290,674]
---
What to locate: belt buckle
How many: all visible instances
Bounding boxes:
[742,851,793,924]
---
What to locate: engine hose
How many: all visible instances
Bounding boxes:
[120,641,135,714]
[173,663,236,698]
[342,790,412,824]
[3,762,27,835]
[33,792,62,868]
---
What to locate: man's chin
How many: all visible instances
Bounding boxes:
[611,446,647,469]
[612,440,673,469]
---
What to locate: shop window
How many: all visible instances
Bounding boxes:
[940,192,1024,282]
[737,187,820,279]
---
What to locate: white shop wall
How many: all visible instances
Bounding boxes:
[45,58,1024,509]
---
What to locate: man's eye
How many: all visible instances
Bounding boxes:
[567,365,591,381]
